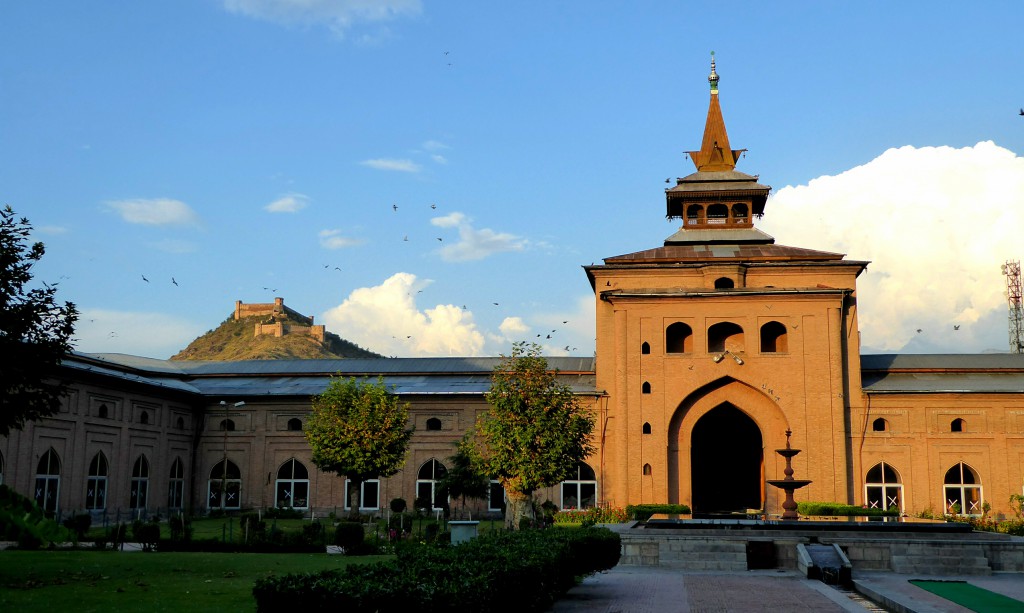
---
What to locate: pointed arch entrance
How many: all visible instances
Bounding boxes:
[691,404,763,513]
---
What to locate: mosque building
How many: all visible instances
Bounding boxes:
[3,60,1023,520]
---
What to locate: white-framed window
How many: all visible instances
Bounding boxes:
[416,459,448,510]
[944,462,982,516]
[168,458,185,509]
[344,478,380,510]
[208,459,242,510]
[864,461,903,512]
[560,462,597,510]
[276,458,310,509]
[488,480,505,512]
[35,448,61,514]
[130,455,150,510]
[86,452,108,510]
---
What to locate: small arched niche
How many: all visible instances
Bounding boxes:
[759,321,788,353]
[950,418,965,433]
[708,322,744,353]
[426,417,442,431]
[641,341,650,355]
[714,277,735,289]
[642,463,652,476]
[287,418,303,431]
[641,381,651,394]
[665,322,693,354]
[872,418,888,432]
[642,422,652,435]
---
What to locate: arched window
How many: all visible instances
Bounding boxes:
[642,422,652,435]
[97,404,108,419]
[642,463,652,476]
[287,418,302,431]
[872,418,888,432]
[345,476,380,511]
[865,462,902,512]
[732,203,749,224]
[686,204,703,225]
[665,322,693,354]
[714,277,734,289]
[641,381,651,394]
[951,418,965,433]
[560,462,597,510]
[706,203,728,224]
[944,462,982,516]
[34,448,61,513]
[488,480,506,513]
[416,459,448,510]
[139,411,149,425]
[130,455,150,510]
[760,321,788,353]
[708,322,744,353]
[276,458,310,509]
[168,458,185,509]
[641,341,650,355]
[208,459,242,510]
[176,416,185,429]
[86,452,108,511]
[220,419,235,431]
[426,417,442,431]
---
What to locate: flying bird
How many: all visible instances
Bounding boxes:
[916,328,922,334]
[430,203,437,209]
[437,237,443,242]
[392,204,398,211]
[141,275,149,283]
[403,235,409,241]
[171,277,178,286]
[954,325,961,330]
[1020,108,1024,116]
[492,302,499,306]
[263,286,277,292]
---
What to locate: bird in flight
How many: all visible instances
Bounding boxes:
[954,325,960,330]
[403,235,409,241]
[392,204,398,211]
[431,203,437,209]
[916,328,922,333]
[171,277,178,286]
[437,237,443,242]
[141,275,149,283]
[1020,108,1024,116]
[263,286,277,292]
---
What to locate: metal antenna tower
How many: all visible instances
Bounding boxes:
[1002,260,1024,353]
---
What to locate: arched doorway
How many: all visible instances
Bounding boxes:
[690,404,763,513]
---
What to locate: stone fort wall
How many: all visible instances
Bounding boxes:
[235,297,325,343]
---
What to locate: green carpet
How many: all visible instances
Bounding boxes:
[909,580,1024,613]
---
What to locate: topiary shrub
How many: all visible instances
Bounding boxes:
[62,513,92,540]
[132,519,161,551]
[334,521,364,552]
[390,498,407,513]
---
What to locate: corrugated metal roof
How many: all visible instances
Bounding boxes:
[861,353,1024,393]
[861,353,1024,371]
[62,357,202,395]
[604,242,848,264]
[663,227,776,245]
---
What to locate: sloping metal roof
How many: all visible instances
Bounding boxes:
[861,353,1024,393]
[603,242,849,264]
[663,227,776,245]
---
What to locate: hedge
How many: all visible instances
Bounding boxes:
[252,526,621,612]
[797,501,899,517]
[626,504,691,521]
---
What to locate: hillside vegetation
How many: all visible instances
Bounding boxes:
[171,315,381,361]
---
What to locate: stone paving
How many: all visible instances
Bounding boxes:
[549,566,1024,613]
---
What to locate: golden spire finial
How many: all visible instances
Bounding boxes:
[708,51,719,93]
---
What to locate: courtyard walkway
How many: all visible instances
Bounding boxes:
[549,566,1024,612]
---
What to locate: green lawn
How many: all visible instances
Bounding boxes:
[0,550,387,612]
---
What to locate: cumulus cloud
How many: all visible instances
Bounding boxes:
[360,158,421,172]
[265,193,309,213]
[430,212,527,262]
[483,296,596,357]
[430,154,448,165]
[222,0,421,35]
[319,229,365,249]
[321,272,485,356]
[105,198,200,227]
[760,141,1024,354]
[37,225,68,235]
[75,309,207,359]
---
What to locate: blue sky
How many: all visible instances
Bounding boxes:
[3,1,1023,359]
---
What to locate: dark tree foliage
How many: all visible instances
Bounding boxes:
[437,436,491,519]
[0,206,78,436]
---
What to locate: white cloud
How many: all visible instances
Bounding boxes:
[222,0,421,36]
[74,309,207,359]
[265,193,309,213]
[105,198,199,227]
[760,141,1024,354]
[37,225,68,235]
[430,212,527,262]
[499,317,529,336]
[319,228,365,249]
[430,154,448,165]
[360,158,421,172]
[321,272,485,356]
[422,140,449,151]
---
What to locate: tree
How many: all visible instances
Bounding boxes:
[0,206,78,436]
[474,342,595,529]
[305,376,413,519]
[437,436,491,519]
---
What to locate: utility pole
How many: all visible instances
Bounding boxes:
[1002,260,1024,353]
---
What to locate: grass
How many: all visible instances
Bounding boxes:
[0,550,387,612]
[909,580,1024,613]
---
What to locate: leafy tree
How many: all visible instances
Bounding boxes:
[305,376,413,519]
[474,342,595,529]
[437,436,491,519]
[0,206,78,436]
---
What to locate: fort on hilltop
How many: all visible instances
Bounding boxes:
[235,297,325,343]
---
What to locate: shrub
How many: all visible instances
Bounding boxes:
[264,507,304,520]
[0,485,72,548]
[62,513,92,540]
[625,504,691,521]
[131,519,161,551]
[334,521,364,551]
[168,516,193,541]
[302,520,325,545]
[389,498,407,513]
[253,526,621,612]
[798,502,898,517]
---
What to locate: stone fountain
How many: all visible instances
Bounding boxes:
[766,430,812,520]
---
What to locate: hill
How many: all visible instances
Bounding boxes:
[170,314,382,361]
